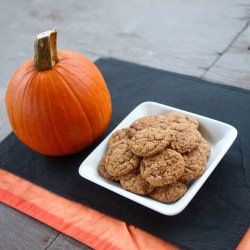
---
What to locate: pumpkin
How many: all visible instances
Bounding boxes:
[5,29,112,156]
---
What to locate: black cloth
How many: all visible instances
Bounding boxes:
[1,58,250,250]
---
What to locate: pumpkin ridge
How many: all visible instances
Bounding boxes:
[54,69,95,143]
[56,64,106,136]
[57,55,111,113]
[45,73,67,155]
[7,66,35,132]
[59,62,111,132]
[29,73,48,152]
[22,72,44,149]
[15,71,37,146]
[34,72,64,154]
[77,62,111,115]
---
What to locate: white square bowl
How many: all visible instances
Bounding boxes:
[79,102,237,215]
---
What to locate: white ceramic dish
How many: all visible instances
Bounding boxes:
[79,102,237,215]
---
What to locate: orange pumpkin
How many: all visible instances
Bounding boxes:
[5,29,112,156]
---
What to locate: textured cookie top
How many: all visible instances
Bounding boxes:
[140,148,185,186]
[98,112,210,203]
[180,141,209,180]
[169,122,193,132]
[165,112,199,129]
[129,115,169,133]
[105,140,141,177]
[99,155,120,182]
[120,169,154,195]
[108,128,130,148]
[129,127,172,157]
[149,182,187,202]
[199,137,211,159]
[170,129,202,154]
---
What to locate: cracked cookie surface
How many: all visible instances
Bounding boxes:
[99,155,120,181]
[140,148,185,186]
[199,137,211,159]
[169,122,193,132]
[170,129,202,154]
[129,115,169,136]
[129,127,171,157]
[165,112,199,129]
[180,139,210,180]
[120,169,154,195]
[105,140,141,177]
[149,182,187,202]
[98,112,211,203]
[108,128,130,148]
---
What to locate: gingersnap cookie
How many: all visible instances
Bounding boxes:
[165,112,199,129]
[108,128,130,148]
[99,155,119,182]
[180,141,210,180]
[129,115,169,136]
[129,127,172,157]
[169,122,193,132]
[120,169,154,195]
[170,129,202,154]
[105,140,141,177]
[199,137,211,159]
[140,148,185,186]
[149,182,187,202]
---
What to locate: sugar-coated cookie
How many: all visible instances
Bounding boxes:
[105,140,141,177]
[129,127,171,157]
[120,169,154,195]
[165,112,199,129]
[140,148,185,186]
[149,182,187,202]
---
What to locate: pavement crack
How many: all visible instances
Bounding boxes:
[44,232,60,250]
[201,18,250,78]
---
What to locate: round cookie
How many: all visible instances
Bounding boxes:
[199,137,211,159]
[180,140,210,180]
[170,129,202,154]
[105,140,141,177]
[140,148,185,186]
[99,155,119,182]
[120,169,154,195]
[169,122,193,132]
[149,182,187,202]
[108,128,130,148]
[129,115,169,136]
[165,112,199,129]
[129,127,172,157]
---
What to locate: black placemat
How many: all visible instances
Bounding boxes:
[1,58,250,250]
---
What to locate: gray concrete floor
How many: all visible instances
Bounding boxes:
[0,0,250,249]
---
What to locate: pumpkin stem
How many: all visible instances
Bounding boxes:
[34,28,59,70]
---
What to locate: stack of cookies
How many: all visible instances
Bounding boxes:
[99,112,211,203]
